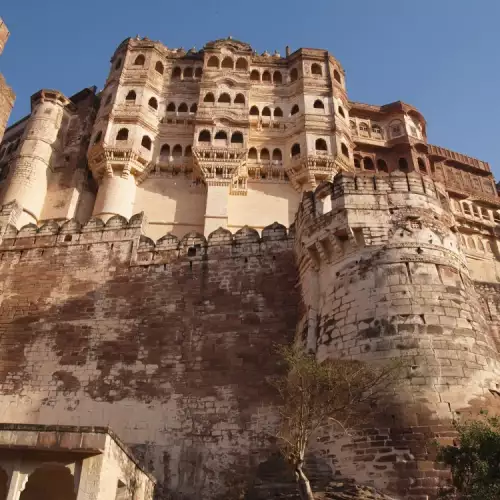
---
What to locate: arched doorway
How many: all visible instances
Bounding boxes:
[20,465,76,500]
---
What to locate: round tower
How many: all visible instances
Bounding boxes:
[2,89,73,227]
[294,171,500,498]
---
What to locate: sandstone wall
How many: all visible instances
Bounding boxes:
[0,19,14,144]
[0,216,300,499]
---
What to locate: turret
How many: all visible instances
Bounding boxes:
[0,18,15,144]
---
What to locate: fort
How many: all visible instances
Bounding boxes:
[0,20,500,500]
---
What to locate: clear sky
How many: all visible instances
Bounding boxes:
[2,0,500,176]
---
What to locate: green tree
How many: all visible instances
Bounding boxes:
[268,344,402,500]
[437,413,500,500]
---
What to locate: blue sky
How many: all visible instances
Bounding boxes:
[2,0,500,176]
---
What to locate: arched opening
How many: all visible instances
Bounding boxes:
[290,68,298,82]
[221,57,234,69]
[167,102,176,112]
[250,70,260,81]
[198,130,211,142]
[290,104,299,116]
[125,90,136,102]
[363,157,375,170]
[204,92,215,103]
[272,148,283,161]
[354,158,361,169]
[184,67,193,78]
[160,144,170,158]
[214,131,228,141]
[341,143,349,157]
[262,107,271,117]
[377,159,388,172]
[234,93,245,104]
[359,122,369,135]
[172,67,182,79]
[418,157,427,174]
[248,148,258,160]
[231,132,244,144]
[333,69,341,83]
[350,120,357,131]
[172,144,183,157]
[260,148,270,161]
[141,135,152,150]
[190,103,198,113]
[218,93,231,104]
[148,97,158,110]
[0,467,7,500]
[20,465,76,500]
[134,54,145,66]
[315,138,327,151]
[116,128,129,141]
[185,145,192,157]
[291,143,301,157]
[155,61,164,74]
[314,99,325,109]
[114,58,122,70]
[273,71,282,84]
[274,107,283,117]
[207,56,219,68]
[249,106,259,116]
[311,63,322,76]
[178,102,188,113]
[236,58,248,71]
[262,71,271,82]
[398,157,409,172]
[372,124,382,137]
[194,67,203,78]
[338,106,345,117]
[93,131,102,144]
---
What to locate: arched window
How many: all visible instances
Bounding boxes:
[148,97,158,110]
[418,157,427,174]
[311,63,322,76]
[236,58,248,70]
[350,120,357,131]
[214,131,228,140]
[372,124,382,136]
[231,132,244,144]
[398,158,409,172]
[359,122,369,135]
[134,54,145,66]
[354,158,361,169]
[116,128,129,141]
[20,465,76,500]
[274,107,283,117]
[172,67,182,79]
[261,148,270,160]
[198,130,211,142]
[262,71,271,82]
[93,131,102,144]
[333,69,341,83]
[249,106,259,116]
[234,93,245,104]
[194,67,203,78]
[272,148,283,161]
[167,102,176,112]
[190,103,198,113]
[178,102,188,113]
[204,92,215,103]
[273,71,282,84]
[218,93,231,104]
[248,148,258,160]
[314,99,325,109]
[250,70,260,81]
[262,106,271,117]
[141,135,152,150]
[185,145,192,157]
[315,138,327,151]
[377,159,388,172]
[291,143,301,157]
[172,144,183,157]
[338,106,345,117]
[207,56,219,68]
[468,236,476,250]
[184,67,193,78]
[155,61,164,74]
[341,143,349,157]
[291,104,299,115]
[363,157,375,170]
[221,57,234,69]
[125,90,136,102]
[114,58,122,70]
[160,144,170,158]
[105,94,112,106]
[290,68,298,82]
[478,239,485,252]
